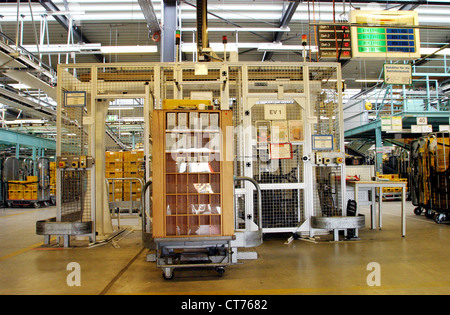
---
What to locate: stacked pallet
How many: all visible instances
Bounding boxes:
[105,150,145,202]
[8,176,38,201]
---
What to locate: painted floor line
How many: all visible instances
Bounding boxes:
[0,238,57,261]
[0,208,48,219]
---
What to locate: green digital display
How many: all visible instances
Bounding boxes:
[350,10,420,59]
[356,27,415,53]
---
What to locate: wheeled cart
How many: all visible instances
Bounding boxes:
[155,236,234,280]
[410,132,449,223]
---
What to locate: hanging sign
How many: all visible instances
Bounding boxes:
[350,10,420,60]
[384,64,412,85]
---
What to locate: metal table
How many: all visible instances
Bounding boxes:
[346,180,407,237]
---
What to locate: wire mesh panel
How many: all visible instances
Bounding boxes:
[234,193,246,230]
[308,66,342,151]
[246,65,307,232]
[312,166,343,217]
[247,65,304,94]
[60,169,90,222]
[229,66,245,187]
[96,66,153,96]
[255,189,304,229]
[308,65,345,218]
[58,66,93,224]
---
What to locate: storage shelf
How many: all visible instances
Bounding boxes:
[153,109,233,238]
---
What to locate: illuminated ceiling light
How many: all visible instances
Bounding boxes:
[257,43,318,52]
[180,27,290,33]
[100,46,157,54]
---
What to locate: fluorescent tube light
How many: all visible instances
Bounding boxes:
[420,48,450,55]
[257,43,318,52]
[180,42,318,53]
[180,27,290,33]
[100,46,157,54]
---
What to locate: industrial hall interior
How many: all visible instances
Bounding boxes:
[0,0,449,297]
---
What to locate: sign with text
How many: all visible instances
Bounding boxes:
[350,10,420,60]
[384,64,412,85]
[318,24,352,60]
[264,104,287,120]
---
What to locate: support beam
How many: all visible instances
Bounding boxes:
[0,128,56,150]
[263,0,299,61]
[138,0,161,35]
[375,127,383,174]
[161,0,177,62]
[38,0,103,62]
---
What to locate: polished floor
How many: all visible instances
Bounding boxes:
[0,201,449,295]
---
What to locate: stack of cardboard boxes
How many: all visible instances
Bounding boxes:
[106,150,145,202]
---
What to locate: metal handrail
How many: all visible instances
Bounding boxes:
[233,176,262,231]
[106,177,144,227]
[141,180,153,233]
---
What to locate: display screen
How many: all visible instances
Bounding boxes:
[350,10,420,59]
[356,27,415,53]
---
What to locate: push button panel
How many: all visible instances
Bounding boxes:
[57,156,94,169]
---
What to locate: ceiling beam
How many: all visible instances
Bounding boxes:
[399,0,426,10]
[138,0,161,35]
[38,0,103,62]
[0,128,56,150]
[263,0,299,61]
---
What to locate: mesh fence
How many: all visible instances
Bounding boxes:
[58,66,92,223]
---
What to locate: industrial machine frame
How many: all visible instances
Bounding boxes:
[48,61,353,250]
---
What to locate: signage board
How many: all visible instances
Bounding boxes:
[384,64,412,85]
[318,24,352,60]
[350,10,420,59]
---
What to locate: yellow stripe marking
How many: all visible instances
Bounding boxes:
[0,238,56,261]
[0,208,48,219]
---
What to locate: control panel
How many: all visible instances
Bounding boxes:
[57,156,94,169]
[314,152,344,166]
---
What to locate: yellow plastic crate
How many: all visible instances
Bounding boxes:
[8,190,23,200]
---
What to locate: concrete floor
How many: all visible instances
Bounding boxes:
[0,201,449,295]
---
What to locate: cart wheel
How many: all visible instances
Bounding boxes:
[215,267,225,277]
[162,270,174,280]
[425,209,434,219]
[414,207,423,215]
[33,202,40,208]
[434,213,445,224]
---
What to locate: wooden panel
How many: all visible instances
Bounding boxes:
[221,110,234,236]
[152,110,166,238]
